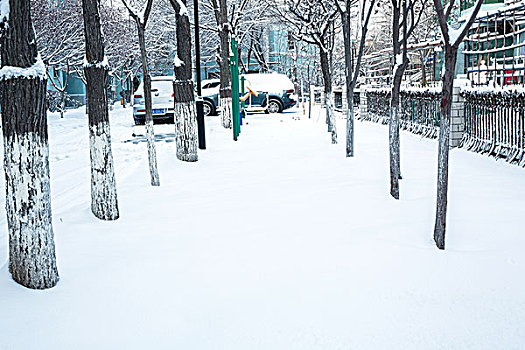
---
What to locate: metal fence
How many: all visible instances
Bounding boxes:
[363,89,390,124]
[400,89,441,139]
[363,88,441,138]
[461,89,525,166]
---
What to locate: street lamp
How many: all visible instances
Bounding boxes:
[194,0,206,150]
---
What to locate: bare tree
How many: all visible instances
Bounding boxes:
[388,0,425,199]
[209,0,232,128]
[432,0,483,249]
[169,0,198,161]
[82,0,120,220]
[277,0,339,144]
[121,0,161,186]
[334,0,376,157]
[0,0,59,289]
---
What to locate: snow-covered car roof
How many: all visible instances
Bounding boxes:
[151,76,173,81]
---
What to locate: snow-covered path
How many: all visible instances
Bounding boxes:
[1,105,524,349]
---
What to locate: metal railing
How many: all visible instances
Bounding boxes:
[363,88,442,139]
[461,88,525,166]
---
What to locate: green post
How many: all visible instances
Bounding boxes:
[230,37,240,141]
[241,75,245,110]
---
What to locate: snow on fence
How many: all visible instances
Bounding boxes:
[361,87,442,139]
[360,84,525,166]
[460,88,525,167]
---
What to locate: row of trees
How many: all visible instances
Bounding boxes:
[1,0,280,290]
[0,0,220,289]
[277,0,484,250]
[0,0,486,290]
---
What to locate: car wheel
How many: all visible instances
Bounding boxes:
[203,100,214,116]
[266,99,282,114]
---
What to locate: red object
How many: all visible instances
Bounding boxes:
[137,109,145,113]
[171,93,174,97]
[286,89,294,94]
[504,70,517,85]
[134,94,143,99]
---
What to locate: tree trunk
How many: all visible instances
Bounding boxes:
[60,89,66,118]
[389,66,403,200]
[389,0,407,200]
[320,47,336,144]
[137,24,160,186]
[82,0,120,220]
[0,0,59,289]
[173,81,198,161]
[218,0,232,129]
[171,0,198,162]
[434,45,457,250]
[342,8,354,157]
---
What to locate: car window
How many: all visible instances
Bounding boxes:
[210,82,220,88]
[202,83,210,89]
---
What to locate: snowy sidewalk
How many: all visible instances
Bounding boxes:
[0,105,524,349]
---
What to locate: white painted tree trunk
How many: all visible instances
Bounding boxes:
[4,133,59,289]
[221,97,232,129]
[89,122,119,220]
[389,105,401,199]
[325,92,337,144]
[145,120,160,186]
[346,99,355,157]
[174,101,198,162]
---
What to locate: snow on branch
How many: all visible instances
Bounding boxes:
[175,0,188,16]
[83,55,109,69]
[0,55,46,80]
[173,54,185,67]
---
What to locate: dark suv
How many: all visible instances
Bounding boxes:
[201,73,297,116]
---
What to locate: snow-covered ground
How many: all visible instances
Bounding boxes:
[0,105,524,349]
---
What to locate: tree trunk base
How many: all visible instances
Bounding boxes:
[325,93,337,144]
[145,120,160,186]
[389,106,401,200]
[221,97,232,129]
[4,133,59,289]
[173,80,198,162]
[89,122,119,220]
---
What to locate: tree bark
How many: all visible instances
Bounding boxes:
[320,47,337,144]
[137,24,160,186]
[390,64,403,200]
[171,0,198,162]
[216,0,232,129]
[0,0,59,289]
[434,44,457,250]
[82,0,120,220]
[389,0,408,200]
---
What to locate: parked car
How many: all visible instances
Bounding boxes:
[133,76,175,125]
[201,73,297,116]
[201,79,220,116]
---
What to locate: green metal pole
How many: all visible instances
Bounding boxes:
[241,76,245,108]
[230,37,240,140]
